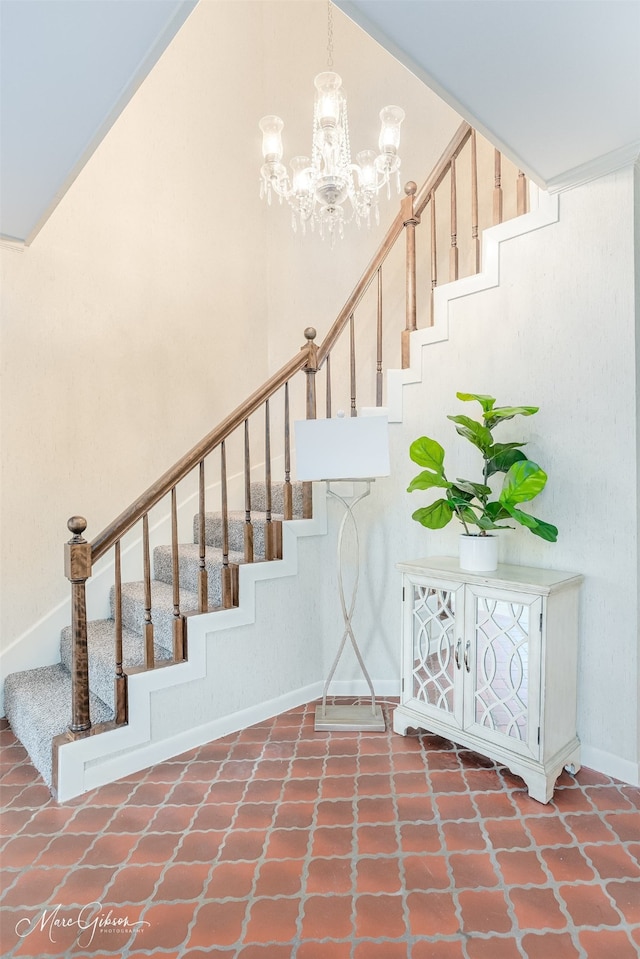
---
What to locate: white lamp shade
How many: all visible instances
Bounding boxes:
[294,414,390,480]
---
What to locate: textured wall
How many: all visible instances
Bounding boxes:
[330,167,638,781]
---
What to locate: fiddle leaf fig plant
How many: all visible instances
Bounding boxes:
[408,392,558,542]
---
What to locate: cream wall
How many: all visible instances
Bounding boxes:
[328,167,639,782]
[0,1,271,651]
[0,1,460,654]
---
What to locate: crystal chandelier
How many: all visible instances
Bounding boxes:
[258,3,405,242]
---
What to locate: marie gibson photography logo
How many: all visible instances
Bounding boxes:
[15,901,151,948]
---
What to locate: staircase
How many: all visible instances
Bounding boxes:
[3,122,547,801]
[4,481,305,789]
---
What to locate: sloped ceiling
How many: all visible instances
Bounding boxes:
[336,0,640,192]
[2,0,638,245]
[0,0,196,244]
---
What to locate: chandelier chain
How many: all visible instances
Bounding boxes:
[327,1,334,68]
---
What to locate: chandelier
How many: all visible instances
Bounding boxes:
[258,4,404,242]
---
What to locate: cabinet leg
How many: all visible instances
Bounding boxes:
[392,707,415,737]
[522,770,555,804]
[563,742,581,777]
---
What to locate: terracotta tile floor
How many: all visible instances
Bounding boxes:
[1,701,639,958]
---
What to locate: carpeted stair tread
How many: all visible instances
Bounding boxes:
[249,480,304,516]
[193,511,285,554]
[4,479,310,794]
[152,543,245,602]
[113,579,201,651]
[4,663,113,787]
[60,620,172,710]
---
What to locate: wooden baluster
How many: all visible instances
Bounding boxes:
[264,399,283,560]
[430,190,437,327]
[198,460,208,613]
[170,487,184,661]
[243,419,254,563]
[264,400,273,557]
[517,170,528,216]
[114,539,127,724]
[283,382,293,521]
[65,516,92,733]
[349,314,357,417]
[450,156,459,282]
[493,149,503,224]
[376,267,383,407]
[401,181,419,368]
[142,512,154,668]
[471,130,480,274]
[220,440,239,607]
[325,353,332,419]
[303,327,318,520]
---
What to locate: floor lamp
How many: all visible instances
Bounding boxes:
[295,412,390,732]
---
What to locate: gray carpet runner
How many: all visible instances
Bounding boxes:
[4,482,304,789]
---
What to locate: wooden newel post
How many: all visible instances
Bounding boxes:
[401,181,420,369]
[64,516,92,734]
[302,326,318,519]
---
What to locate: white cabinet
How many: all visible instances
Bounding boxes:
[394,557,583,803]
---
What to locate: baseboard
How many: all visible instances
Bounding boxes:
[81,680,325,795]
[581,744,640,788]
[317,679,401,703]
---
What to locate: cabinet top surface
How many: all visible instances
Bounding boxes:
[397,556,583,593]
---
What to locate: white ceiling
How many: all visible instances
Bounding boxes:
[0,0,196,244]
[336,0,640,192]
[1,0,638,245]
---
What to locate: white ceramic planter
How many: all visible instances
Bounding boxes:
[459,534,498,572]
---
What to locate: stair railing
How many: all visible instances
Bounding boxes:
[61,120,529,743]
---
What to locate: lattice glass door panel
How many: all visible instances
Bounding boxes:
[468,592,540,753]
[409,583,461,724]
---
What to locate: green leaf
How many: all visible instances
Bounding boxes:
[453,479,492,499]
[447,415,493,453]
[490,442,527,454]
[503,504,558,542]
[486,447,527,477]
[485,405,539,426]
[475,513,512,531]
[449,493,475,509]
[456,392,496,413]
[409,436,445,473]
[499,460,547,506]
[407,471,451,493]
[411,499,454,530]
[484,501,512,522]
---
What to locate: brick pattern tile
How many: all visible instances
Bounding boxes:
[1,704,639,957]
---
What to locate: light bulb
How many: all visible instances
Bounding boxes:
[259,115,284,162]
[314,72,342,127]
[378,106,405,154]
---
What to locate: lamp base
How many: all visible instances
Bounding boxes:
[314,703,386,732]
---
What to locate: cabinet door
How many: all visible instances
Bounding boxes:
[402,576,465,730]
[463,585,541,758]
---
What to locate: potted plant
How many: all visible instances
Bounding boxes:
[408,392,558,571]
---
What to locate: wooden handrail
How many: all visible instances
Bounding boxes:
[91,348,310,563]
[91,122,472,563]
[315,121,471,368]
[64,118,522,745]
[414,122,472,216]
